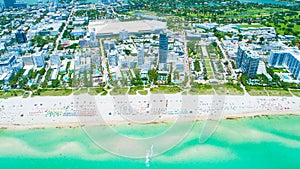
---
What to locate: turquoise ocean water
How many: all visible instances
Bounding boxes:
[0,115,299,169]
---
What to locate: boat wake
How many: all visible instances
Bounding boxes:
[145,144,154,168]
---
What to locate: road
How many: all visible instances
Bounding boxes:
[99,38,109,84]
[182,31,191,87]
[54,3,75,51]
[216,39,236,78]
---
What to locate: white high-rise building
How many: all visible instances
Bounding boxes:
[108,50,119,67]
[0,55,16,73]
[32,53,45,67]
[236,44,260,77]
[90,31,96,41]
[268,48,300,80]
[138,45,144,66]
[50,55,61,66]
[22,55,34,66]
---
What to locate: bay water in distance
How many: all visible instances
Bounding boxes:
[0,0,295,5]
[0,115,299,169]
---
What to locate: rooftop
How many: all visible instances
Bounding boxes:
[272,47,300,62]
[89,20,167,36]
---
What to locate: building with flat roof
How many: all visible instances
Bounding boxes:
[107,50,119,67]
[236,44,260,77]
[32,53,45,67]
[268,48,300,80]
[103,40,116,51]
[194,23,218,30]
[137,45,144,66]
[50,55,61,66]
[0,55,16,73]
[71,28,86,37]
[38,22,63,36]
[73,17,88,26]
[15,29,27,44]
[22,55,34,66]
[51,68,59,80]
[89,20,167,38]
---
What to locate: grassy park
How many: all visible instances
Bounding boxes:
[138,90,148,95]
[245,86,269,96]
[189,84,214,95]
[265,87,292,97]
[128,86,145,95]
[88,88,106,96]
[150,86,182,94]
[0,90,25,98]
[73,88,88,95]
[204,60,214,79]
[35,89,73,96]
[206,44,219,59]
[214,84,244,95]
[110,87,129,95]
[22,92,30,98]
[290,90,300,97]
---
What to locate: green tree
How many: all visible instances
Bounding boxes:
[51,79,60,88]
[212,42,218,47]
[39,68,46,75]
[167,74,172,84]
[148,68,159,83]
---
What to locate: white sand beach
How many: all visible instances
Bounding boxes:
[0,94,299,129]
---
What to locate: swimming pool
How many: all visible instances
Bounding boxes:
[282,74,290,80]
[63,75,69,82]
[141,74,147,78]
[94,70,100,75]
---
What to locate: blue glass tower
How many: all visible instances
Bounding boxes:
[158,33,168,64]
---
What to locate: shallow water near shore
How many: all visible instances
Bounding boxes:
[0,115,300,169]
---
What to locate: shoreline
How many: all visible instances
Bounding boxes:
[1,111,299,130]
